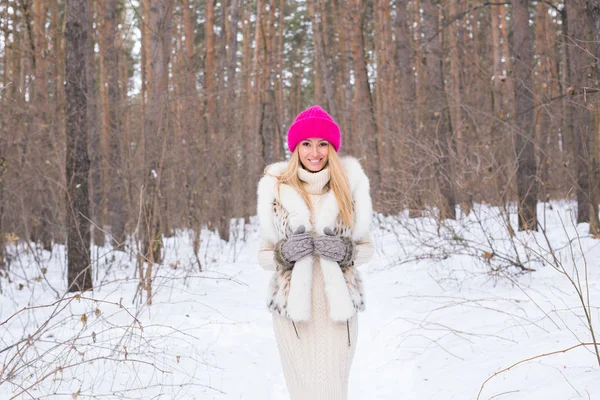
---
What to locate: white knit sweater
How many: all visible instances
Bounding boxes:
[258,167,374,400]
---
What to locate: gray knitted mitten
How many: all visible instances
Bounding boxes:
[313,227,356,268]
[273,226,314,271]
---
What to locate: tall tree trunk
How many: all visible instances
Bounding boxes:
[423,0,456,220]
[239,0,254,220]
[567,0,593,225]
[100,0,126,247]
[586,0,600,234]
[499,3,517,204]
[51,0,65,246]
[534,1,551,202]
[374,0,393,207]
[559,5,572,201]
[258,0,281,166]
[414,0,429,217]
[512,0,538,230]
[227,0,239,108]
[32,0,53,251]
[87,0,104,246]
[344,0,380,197]
[33,0,48,133]
[141,0,152,105]
[0,3,6,268]
[534,1,562,204]
[142,0,173,303]
[0,156,4,270]
[446,0,470,215]
[180,0,203,255]
[275,0,286,148]
[0,1,10,268]
[212,0,241,241]
[307,0,337,117]
[223,0,240,238]
[203,0,218,235]
[65,0,92,292]
[204,0,217,145]
[330,0,350,148]
[394,0,421,216]
[247,0,265,218]
[490,2,510,205]
[333,0,354,154]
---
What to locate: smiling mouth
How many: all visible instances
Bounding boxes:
[308,159,323,165]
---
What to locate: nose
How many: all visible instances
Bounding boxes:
[310,143,319,156]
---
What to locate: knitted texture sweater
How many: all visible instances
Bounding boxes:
[258,167,374,400]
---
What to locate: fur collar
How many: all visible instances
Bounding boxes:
[256,155,372,243]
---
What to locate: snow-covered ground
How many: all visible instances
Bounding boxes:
[1,202,599,399]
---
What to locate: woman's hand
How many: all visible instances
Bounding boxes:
[313,227,355,268]
[273,226,314,271]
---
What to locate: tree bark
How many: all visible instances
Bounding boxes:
[446,0,470,215]
[141,0,152,104]
[307,0,337,117]
[422,0,456,220]
[33,0,53,251]
[374,0,393,206]
[0,4,7,268]
[239,0,254,219]
[567,0,593,225]
[344,0,380,195]
[258,0,281,167]
[534,1,552,202]
[490,2,510,205]
[86,0,104,247]
[512,0,538,230]
[203,0,218,235]
[100,0,126,247]
[180,0,203,236]
[394,0,421,215]
[142,0,173,303]
[330,0,350,149]
[65,0,92,292]
[0,155,5,269]
[586,0,600,234]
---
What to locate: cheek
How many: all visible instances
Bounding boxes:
[319,147,329,159]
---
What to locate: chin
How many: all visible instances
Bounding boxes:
[303,162,325,172]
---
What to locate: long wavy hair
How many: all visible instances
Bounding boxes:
[266,144,354,228]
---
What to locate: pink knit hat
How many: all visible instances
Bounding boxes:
[287,105,341,153]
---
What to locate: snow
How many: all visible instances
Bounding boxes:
[1,201,599,399]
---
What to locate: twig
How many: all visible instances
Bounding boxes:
[477,342,596,400]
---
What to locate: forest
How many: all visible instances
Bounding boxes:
[1,0,598,280]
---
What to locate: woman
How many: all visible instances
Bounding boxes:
[257,105,374,399]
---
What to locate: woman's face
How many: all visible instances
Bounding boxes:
[298,138,330,172]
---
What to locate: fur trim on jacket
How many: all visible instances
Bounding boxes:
[257,156,372,322]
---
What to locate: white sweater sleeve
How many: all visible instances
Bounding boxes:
[258,239,277,271]
[353,233,375,268]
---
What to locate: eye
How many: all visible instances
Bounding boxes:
[319,142,328,147]
[302,141,310,146]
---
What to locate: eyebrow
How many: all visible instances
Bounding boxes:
[302,139,328,143]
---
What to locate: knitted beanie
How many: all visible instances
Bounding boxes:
[287,105,341,153]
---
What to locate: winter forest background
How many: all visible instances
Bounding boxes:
[1,0,600,399]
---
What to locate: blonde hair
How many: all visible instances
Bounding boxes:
[266,144,354,228]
